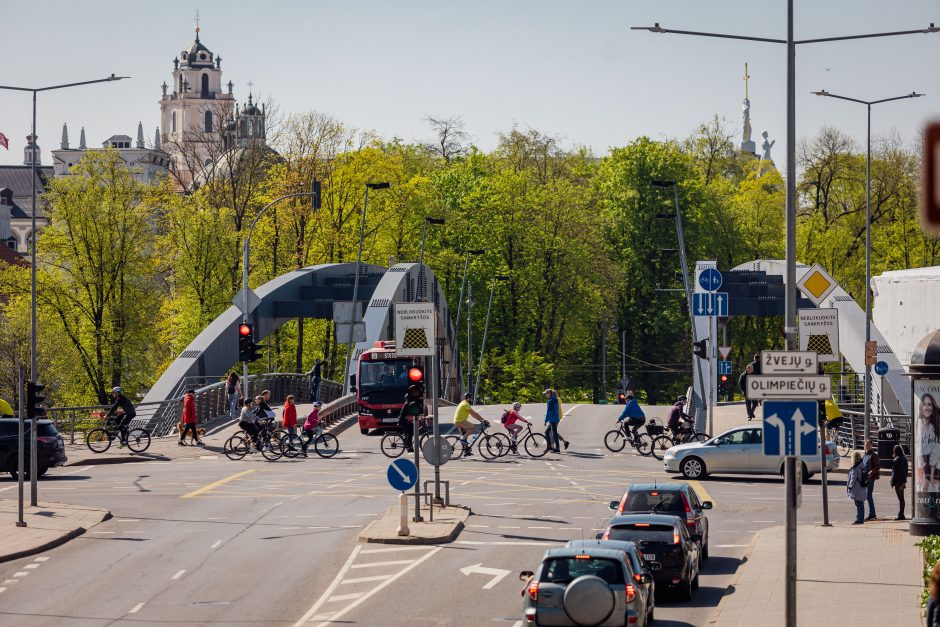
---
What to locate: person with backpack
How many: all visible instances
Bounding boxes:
[502,402,531,451]
[862,440,880,520]
[847,451,868,524]
[225,372,241,417]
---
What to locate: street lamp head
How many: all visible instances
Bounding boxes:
[366,182,391,190]
[108,74,130,81]
[650,179,676,188]
[812,90,830,97]
[630,23,665,33]
[928,22,940,33]
[425,217,446,225]
[911,92,926,98]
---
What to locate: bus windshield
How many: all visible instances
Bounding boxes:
[359,360,412,391]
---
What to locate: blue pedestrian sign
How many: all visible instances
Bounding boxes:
[387,458,418,491]
[874,361,889,376]
[693,292,729,317]
[698,268,723,292]
[718,360,732,376]
[763,401,818,456]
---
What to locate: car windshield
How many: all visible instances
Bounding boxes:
[608,524,675,545]
[359,360,413,391]
[541,557,624,585]
[624,490,683,513]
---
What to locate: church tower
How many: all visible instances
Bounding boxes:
[159,20,234,186]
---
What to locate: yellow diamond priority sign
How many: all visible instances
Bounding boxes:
[796,263,837,306]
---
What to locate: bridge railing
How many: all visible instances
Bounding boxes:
[837,409,912,453]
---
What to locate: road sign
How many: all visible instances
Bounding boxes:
[760,350,817,374]
[387,458,418,491]
[698,268,723,292]
[922,121,940,233]
[747,375,832,400]
[718,346,732,359]
[874,361,889,376]
[718,360,732,375]
[422,436,454,466]
[394,303,436,357]
[693,292,728,317]
[798,308,840,363]
[762,401,818,456]
[460,563,511,589]
[232,287,261,315]
[796,264,837,306]
[865,340,878,367]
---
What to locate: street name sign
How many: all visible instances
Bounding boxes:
[761,350,817,374]
[796,264,837,306]
[698,268,723,292]
[692,292,728,317]
[387,458,418,491]
[394,303,436,357]
[747,374,831,400]
[798,308,840,363]
[763,401,818,456]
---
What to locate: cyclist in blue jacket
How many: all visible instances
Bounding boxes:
[617,394,646,438]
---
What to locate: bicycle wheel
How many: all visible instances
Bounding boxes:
[650,435,674,461]
[487,433,511,458]
[524,432,550,458]
[126,428,151,453]
[604,429,627,452]
[690,432,710,444]
[260,431,282,460]
[381,432,406,458]
[224,435,250,460]
[85,428,113,453]
[314,433,339,458]
[634,433,653,456]
[836,434,851,458]
[279,433,302,458]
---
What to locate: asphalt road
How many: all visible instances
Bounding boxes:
[0,403,900,627]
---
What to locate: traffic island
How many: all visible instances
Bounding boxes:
[358,504,471,545]
[0,500,111,563]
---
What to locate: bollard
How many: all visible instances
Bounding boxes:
[397,491,410,536]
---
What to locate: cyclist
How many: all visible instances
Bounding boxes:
[238,398,262,451]
[454,393,487,457]
[503,402,531,451]
[616,393,646,439]
[298,401,323,456]
[107,387,137,447]
[666,396,688,438]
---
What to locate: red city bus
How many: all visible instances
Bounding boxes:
[355,341,422,434]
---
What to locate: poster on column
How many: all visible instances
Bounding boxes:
[798,308,840,363]
[915,380,940,515]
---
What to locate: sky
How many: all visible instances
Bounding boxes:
[2,0,939,173]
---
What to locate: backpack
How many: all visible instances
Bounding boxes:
[500,409,510,425]
[858,461,869,487]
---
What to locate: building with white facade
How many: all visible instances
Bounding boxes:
[52,122,170,185]
[0,135,53,253]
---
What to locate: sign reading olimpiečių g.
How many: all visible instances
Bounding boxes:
[746,374,832,400]
[394,303,436,357]
[798,308,839,363]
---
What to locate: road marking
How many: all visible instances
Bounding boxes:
[116,519,141,522]
[128,603,145,614]
[340,575,390,585]
[360,546,430,554]
[24,564,39,570]
[210,540,222,549]
[716,544,751,548]
[460,563,511,589]
[181,469,257,499]
[327,593,363,603]
[753,520,776,523]
[497,526,521,529]
[351,560,415,569]
[2,580,16,585]
[527,526,552,529]
[0,587,5,593]
[171,570,186,580]
[33,557,49,562]
[456,540,557,547]
[13,572,28,577]
[291,545,362,625]
[686,480,715,505]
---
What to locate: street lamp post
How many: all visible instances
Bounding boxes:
[447,248,484,399]
[343,182,390,394]
[473,275,509,404]
[0,74,128,507]
[813,89,924,440]
[242,185,319,397]
[418,217,445,299]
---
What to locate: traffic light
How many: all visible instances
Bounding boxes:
[238,323,264,362]
[312,179,322,210]
[693,339,708,360]
[26,381,46,419]
[407,366,424,385]
[617,392,626,404]
[718,374,729,401]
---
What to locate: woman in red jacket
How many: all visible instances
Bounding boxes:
[282,395,298,444]
[179,389,202,446]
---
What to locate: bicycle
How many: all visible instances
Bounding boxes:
[452,421,506,459]
[86,416,151,453]
[649,420,709,461]
[502,423,549,458]
[279,426,339,459]
[825,418,851,457]
[604,420,652,455]
[224,418,284,461]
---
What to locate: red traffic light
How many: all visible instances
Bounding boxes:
[720,375,728,382]
[239,324,252,336]
[408,367,424,383]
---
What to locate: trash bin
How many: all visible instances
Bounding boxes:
[877,427,899,469]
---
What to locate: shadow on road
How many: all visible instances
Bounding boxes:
[0,474,91,482]
[702,555,743,576]
[657,585,727,609]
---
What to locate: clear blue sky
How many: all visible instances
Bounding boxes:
[2,0,938,174]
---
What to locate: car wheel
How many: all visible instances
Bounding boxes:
[677,578,693,602]
[703,541,709,560]
[680,456,706,480]
[801,462,813,483]
[360,428,369,435]
[692,572,700,591]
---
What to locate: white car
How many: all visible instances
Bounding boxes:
[663,425,839,481]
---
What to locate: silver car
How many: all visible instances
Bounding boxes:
[663,425,839,480]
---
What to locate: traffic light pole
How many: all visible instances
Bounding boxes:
[16,367,26,527]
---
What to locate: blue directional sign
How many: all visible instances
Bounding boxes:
[718,360,732,376]
[693,292,729,317]
[387,458,418,491]
[763,401,818,456]
[874,361,889,376]
[698,268,723,292]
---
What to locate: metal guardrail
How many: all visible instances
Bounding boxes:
[319,394,358,430]
[838,409,912,453]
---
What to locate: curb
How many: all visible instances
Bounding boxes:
[706,524,767,626]
[0,510,112,564]
[358,519,466,545]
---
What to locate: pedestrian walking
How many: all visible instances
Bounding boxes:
[739,364,757,420]
[555,390,570,449]
[225,372,241,417]
[308,360,324,403]
[179,389,202,446]
[863,440,880,520]
[543,389,565,453]
[928,560,940,627]
[750,353,762,375]
[847,451,867,524]
[890,444,908,521]
[282,395,297,443]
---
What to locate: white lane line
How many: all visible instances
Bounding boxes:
[326,593,363,603]
[360,546,431,554]
[753,520,776,523]
[497,526,521,529]
[31,557,47,562]
[90,531,116,534]
[0,587,5,593]
[24,564,39,570]
[350,560,415,569]
[456,540,556,547]
[290,544,362,625]
[304,547,441,627]
[511,621,523,627]
[116,519,141,522]
[467,525,489,528]
[340,575,390,585]
[128,603,145,614]
[13,572,29,577]
[716,545,751,548]
[2,580,16,585]
[528,526,552,530]
[0,486,15,492]
[460,481,471,486]
[210,540,222,549]
[171,569,186,580]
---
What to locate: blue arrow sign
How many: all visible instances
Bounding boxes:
[698,268,723,292]
[387,458,418,491]
[763,401,818,456]
[874,361,888,376]
[693,292,729,317]
[718,360,732,375]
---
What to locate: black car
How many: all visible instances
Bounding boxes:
[0,419,67,478]
[602,513,701,601]
[609,482,712,559]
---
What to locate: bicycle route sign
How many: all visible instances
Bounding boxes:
[422,436,454,466]
[387,458,418,491]
[698,268,723,292]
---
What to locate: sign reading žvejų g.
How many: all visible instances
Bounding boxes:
[394,303,436,357]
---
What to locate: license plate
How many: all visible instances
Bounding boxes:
[643,553,656,561]
[382,417,398,423]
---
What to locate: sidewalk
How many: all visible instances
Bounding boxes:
[359,504,470,545]
[0,500,111,563]
[709,519,923,626]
